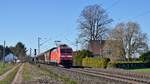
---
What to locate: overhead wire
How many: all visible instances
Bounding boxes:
[130,10,150,20]
[106,0,121,11]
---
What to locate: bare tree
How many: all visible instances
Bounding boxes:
[78,4,113,47]
[124,22,148,60]
[105,21,148,61]
[104,23,126,61]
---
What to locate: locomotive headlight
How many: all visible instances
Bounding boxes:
[61,55,65,57]
[67,55,72,57]
[61,55,72,57]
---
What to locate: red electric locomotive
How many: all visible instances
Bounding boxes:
[37,44,73,67]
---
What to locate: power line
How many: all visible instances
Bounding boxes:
[106,0,121,11]
[105,0,150,22]
[130,10,150,20]
[118,10,150,22]
[104,0,121,22]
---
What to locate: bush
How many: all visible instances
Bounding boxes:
[73,50,93,66]
[108,61,150,69]
[77,50,93,58]
[73,55,83,66]
[140,51,150,63]
[82,57,110,68]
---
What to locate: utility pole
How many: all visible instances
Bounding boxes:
[29,48,32,62]
[38,37,41,55]
[30,48,32,57]
[3,41,6,66]
[38,37,51,54]
[75,39,79,51]
[34,49,37,64]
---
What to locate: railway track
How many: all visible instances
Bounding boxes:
[58,67,150,84]
[71,68,150,84]
[84,68,150,81]
[39,64,150,84]
[85,68,150,79]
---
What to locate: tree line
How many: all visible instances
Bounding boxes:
[77,4,149,61]
[0,42,27,61]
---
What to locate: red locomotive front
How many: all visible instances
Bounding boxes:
[50,44,73,66]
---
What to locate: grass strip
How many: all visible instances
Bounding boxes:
[22,63,31,81]
[38,65,76,84]
[130,68,150,72]
[0,63,14,75]
[0,65,20,84]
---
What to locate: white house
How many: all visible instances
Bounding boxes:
[4,53,17,63]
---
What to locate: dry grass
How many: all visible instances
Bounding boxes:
[0,62,14,75]
[22,63,32,81]
[0,65,20,84]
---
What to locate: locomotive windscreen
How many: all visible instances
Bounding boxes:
[61,49,72,54]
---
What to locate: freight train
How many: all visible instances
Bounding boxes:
[37,44,73,67]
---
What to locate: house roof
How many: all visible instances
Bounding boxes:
[88,40,105,55]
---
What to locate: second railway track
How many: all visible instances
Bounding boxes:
[69,68,150,84]
[58,66,150,84]
[39,64,150,84]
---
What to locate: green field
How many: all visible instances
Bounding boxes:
[0,65,20,84]
[0,62,14,75]
[130,68,150,73]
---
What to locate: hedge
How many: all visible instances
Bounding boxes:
[108,61,150,69]
[140,51,150,63]
[82,57,110,68]
[73,50,93,66]
[73,55,83,66]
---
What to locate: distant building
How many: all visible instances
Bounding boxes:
[88,40,105,56]
[4,53,17,63]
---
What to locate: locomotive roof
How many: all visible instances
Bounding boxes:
[58,44,72,49]
[37,44,72,57]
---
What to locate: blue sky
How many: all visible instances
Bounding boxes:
[0,0,150,54]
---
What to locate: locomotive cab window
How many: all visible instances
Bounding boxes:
[61,49,72,54]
